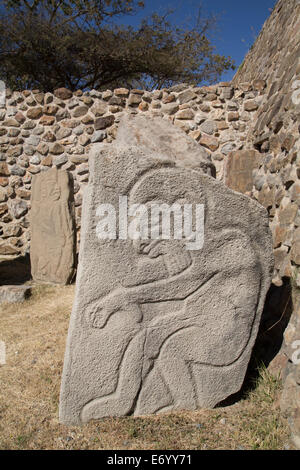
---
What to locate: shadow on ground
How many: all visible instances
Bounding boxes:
[217,277,293,407]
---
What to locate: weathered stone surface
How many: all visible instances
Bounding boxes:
[54,88,73,100]
[73,106,89,118]
[244,100,259,112]
[253,79,266,91]
[225,150,260,194]
[59,117,273,425]
[27,108,43,120]
[50,143,64,155]
[91,130,106,143]
[176,109,194,120]
[232,0,300,447]
[177,90,197,104]
[30,167,76,284]
[8,199,28,218]
[199,135,219,152]
[0,285,31,304]
[114,88,129,97]
[279,203,298,226]
[128,94,142,106]
[91,102,107,116]
[114,115,214,175]
[161,103,179,115]
[227,111,239,122]
[0,163,9,176]
[199,120,217,135]
[53,154,68,166]
[39,115,55,126]
[220,86,234,100]
[95,115,115,130]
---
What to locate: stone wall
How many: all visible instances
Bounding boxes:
[232,0,300,449]
[233,0,300,287]
[0,82,260,256]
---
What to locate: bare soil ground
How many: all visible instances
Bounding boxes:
[0,285,292,450]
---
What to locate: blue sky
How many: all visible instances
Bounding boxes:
[120,0,278,82]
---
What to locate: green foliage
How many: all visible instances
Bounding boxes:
[0,0,235,91]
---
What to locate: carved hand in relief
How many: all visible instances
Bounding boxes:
[86,287,143,329]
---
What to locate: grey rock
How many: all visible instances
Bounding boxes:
[161,103,179,115]
[220,87,234,100]
[253,174,265,191]
[60,116,273,425]
[169,83,189,93]
[227,101,239,111]
[195,113,207,125]
[56,128,72,140]
[30,155,41,165]
[9,199,28,218]
[0,285,31,304]
[73,126,85,136]
[177,90,197,105]
[23,120,36,130]
[114,115,214,176]
[91,131,106,143]
[10,165,26,176]
[24,145,35,156]
[200,120,217,135]
[221,143,236,155]
[89,90,102,98]
[27,135,40,146]
[32,126,44,135]
[53,154,68,166]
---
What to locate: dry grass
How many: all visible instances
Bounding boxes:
[0,285,292,450]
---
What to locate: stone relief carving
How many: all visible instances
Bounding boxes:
[60,117,273,425]
[30,167,76,285]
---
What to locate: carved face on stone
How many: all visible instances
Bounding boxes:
[128,169,204,260]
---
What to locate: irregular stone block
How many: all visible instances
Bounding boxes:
[199,135,219,152]
[54,88,73,100]
[177,90,197,104]
[95,115,115,130]
[199,120,217,135]
[115,115,214,176]
[244,100,259,112]
[30,167,76,284]
[0,285,31,304]
[60,116,273,425]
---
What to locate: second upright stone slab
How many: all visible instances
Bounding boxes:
[30,167,76,284]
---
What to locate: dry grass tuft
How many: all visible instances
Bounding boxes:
[0,285,291,449]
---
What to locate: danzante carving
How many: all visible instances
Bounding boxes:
[30,167,76,285]
[60,117,273,425]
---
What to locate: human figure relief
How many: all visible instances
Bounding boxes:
[30,168,75,284]
[81,168,262,421]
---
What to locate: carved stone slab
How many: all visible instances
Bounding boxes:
[60,117,273,425]
[224,150,260,194]
[30,167,76,285]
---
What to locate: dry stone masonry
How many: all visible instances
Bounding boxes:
[59,116,273,424]
[232,0,300,449]
[0,81,259,256]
